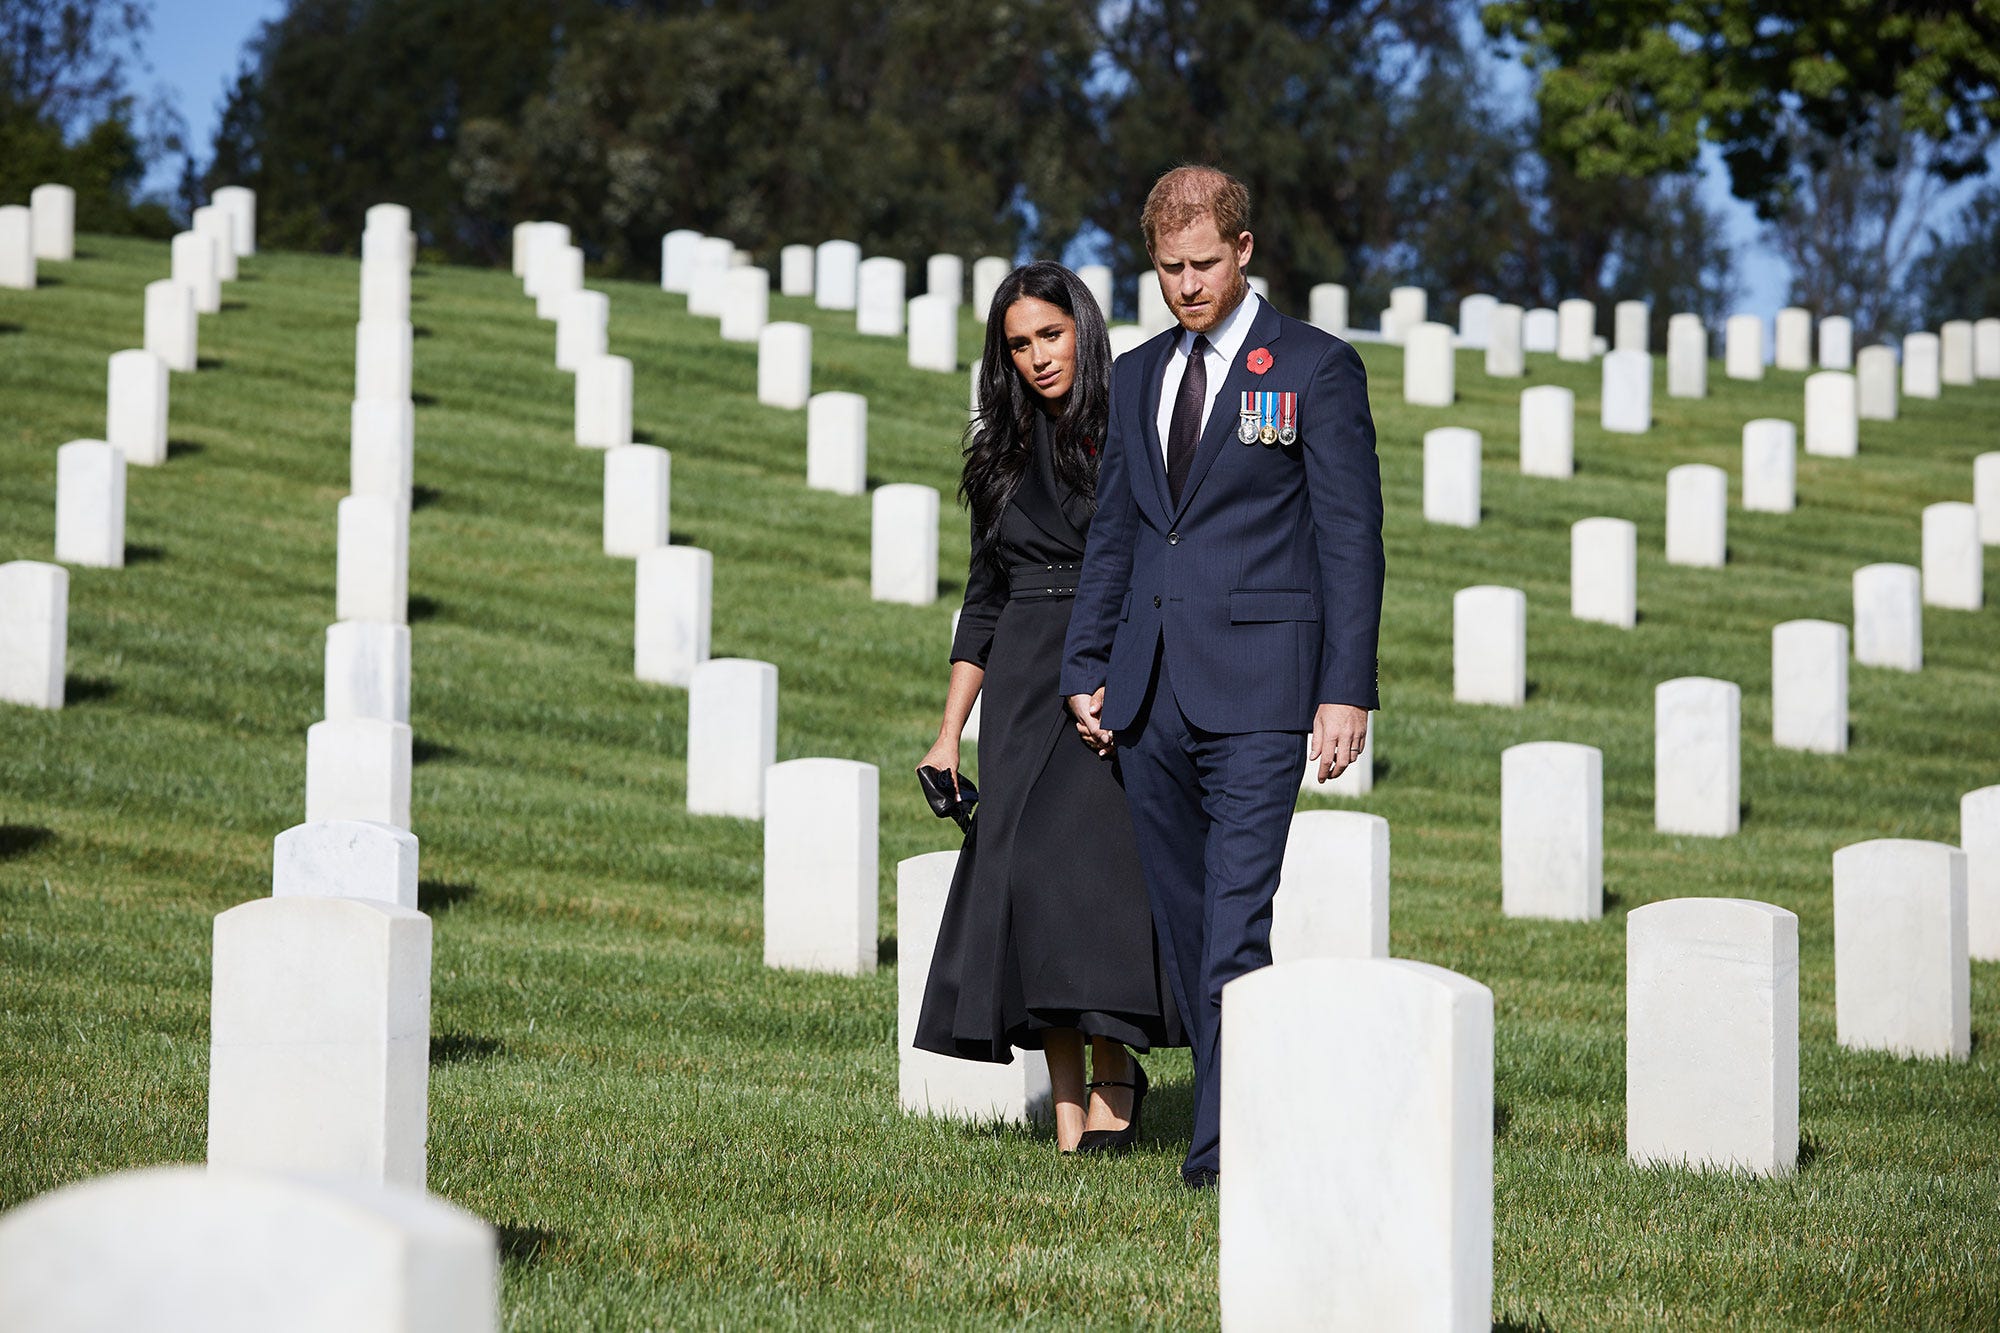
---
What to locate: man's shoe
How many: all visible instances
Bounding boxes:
[1182,1168,1219,1191]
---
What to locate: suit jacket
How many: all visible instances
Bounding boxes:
[1059,298,1383,734]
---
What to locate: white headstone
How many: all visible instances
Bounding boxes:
[106,349,168,467]
[1613,300,1649,353]
[1570,517,1636,629]
[1902,331,1941,398]
[1724,313,1764,380]
[1921,501,1982,610]
[1940,319,1975,385]
[209,896,429,1185]
[1964,787,2000,962]
[684,236,734,317]
[897,851,1052,1121]
[305,718,413,829]
[30,183,75,261]
[1557,298,1595,361]
[908,292,958,372]
[719,266,770,343]
[1601,349,1652,433]
[1626,898,1798,1175]
[1522,307,1558,353]
[756,321,811,410]
[273,819,419,910]
[1108,324,1148,359]
[531,245,582,321]
[1519,385,1574,478]
[807,391,867,495]
[871,483,939,605]
[54,439,125,569]
[350,395,414,507]
[1665,463,1726,568]
[335,495,408,625]
[1402,321,1454,406]
[1803,370,1857,457]
[1654,677,1740,837]
[359,255,407,324]
[1458,293,1497,349]
[1271,811,1390,962]
[1773,307,1812,371]
[144,279,198,372]
[1389,285,1427,340]
[1220,959,1492,1331]
[1140,279,1175,334]
[925,253,964,306]
[1247,276,1270,299]
[1501,741,1602,920]
[1452,585,1526,707]
[1852,563,1922,671]
[512,221,536,279]
[686,658,777,818]
[970,256,1010,316]
[814,239,860,310]
[522,222,568,298]
[326,621,411,725]
[1309,282,1348,335]
[659,229,702,292]
[1741,419,1796,513]
[1977,452,2000,545]
[574,354,633,449]
[197,203,242,280]
[0,205,33,289]
[763,759,879,974]
[1977,317,2000,378]
[1833,839,1969,1060]
[1300,713,1375,798]
[213,186,256,256]
[635,545,711,688]
[554,289,608,370]
[1666,313,1707,397]
[172,229,221,314]
[355,319,413,403]
[0,562,66,710]
[779,243,813,297]
[603,444,670,558]
[1422,427,1480,527]
[1771,619,1847,754]
[1856,344,1899,419]
[1819,315,1853,370]
[856,257,907,336]
[363,203,412,253]
[1485,303,1524,377]
[0,1167,497,1333]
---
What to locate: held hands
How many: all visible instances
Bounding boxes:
[917,735,961,793]
[1067,688,1115,757]
[1308,703,1368,783]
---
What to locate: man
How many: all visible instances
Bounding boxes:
[1060,165,1384,1189]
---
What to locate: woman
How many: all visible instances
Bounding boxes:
[915,261,1183,1155]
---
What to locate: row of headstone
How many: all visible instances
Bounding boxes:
[0,185,77,289]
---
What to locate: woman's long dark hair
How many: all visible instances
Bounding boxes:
[960,261,1111,561]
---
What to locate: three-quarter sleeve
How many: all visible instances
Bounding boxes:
[949,525,1006,667]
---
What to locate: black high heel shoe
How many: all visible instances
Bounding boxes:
[1074,1059,1147,1155]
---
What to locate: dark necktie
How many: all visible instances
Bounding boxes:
[1166,334,1210,506]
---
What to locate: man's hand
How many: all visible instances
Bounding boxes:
[1308,703,1368,783]
[1067,688,1115,756]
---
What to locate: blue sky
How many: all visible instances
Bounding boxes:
[139,0,1985,325]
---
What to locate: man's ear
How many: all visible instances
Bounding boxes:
[1235,230,1255,268]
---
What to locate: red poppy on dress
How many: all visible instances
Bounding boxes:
[1245,347,1273,375]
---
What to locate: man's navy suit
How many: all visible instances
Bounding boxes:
[1060,295,1383,1182]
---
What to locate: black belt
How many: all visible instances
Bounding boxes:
[1008,561,1082,599]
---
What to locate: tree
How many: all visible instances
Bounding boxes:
[1903,181,2000,327]
[1481,0,2000,219]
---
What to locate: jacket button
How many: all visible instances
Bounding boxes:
[1153,595,1162,608]
[1168,532,1180,545]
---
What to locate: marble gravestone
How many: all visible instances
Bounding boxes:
[1388,285,1427,342]
[1570,517,1636,629]
[1803,371,1858,458]
[1724,314,1764,380]
[602,445,671,558]
[355,319,414,403]
[54,439,126,569]
[306,718,413,829]
[1270,810,1390,962]
[30,183,75,261]
[1856,345,1898,420]
[1522,307,1559,353]
[1852,563,1922,671]
[106,349,169,467]
[907,293,958,373]
[856,257,907,336]
[325,621,411,726]
[212,185,256,256]
[871,484,940,606]
[1921,502,1982,611]
[1220,959,1492,1332]
[926,253,963,305]
[1771,620,1847,755]
[1819,315,1853,370]
[757,322,812,410]
[635,546,712,688]
[359,253,408,324]
[659,229,702,292]
[1978,318,2000,378]
[1626,898,1798,1176]
[1741,419,1796,513]
[763,759,879,975]
[1457,293,1497,348]
[1422,428,1480,527]
[815,239,861,310]
[554,290,608,372]
[1601,350,1652,433]
[1773,306,1812,371]
[350,398,414,512]
[1977,453,2000,546]
[684,237,734,317]
[720,267,770,344]
[1077,264,1113,317]
[0,206,33,289]
[1403,322,1455,406]
[1452,586,1526,707]
[1309,283,1348,335]
[0,561,67,710]
[1485,303,1525,377]
[971,256,1010,316]
[171,229,221,314]
[1613,300,1649,353]
[1556,298,1595,361]
[807,391,868,496]
[1964,786,2000,962]
[1833,839,1970,1061]
[1902,331,1941,399]
[192,203,238,281]
[144,279,198,372]
[1940,320,1975,386]
[686,658,778,819]
[1666,313,1707,398]
[1501,741,1602,920]
[336,495,408,625]
[780,244,814,298]
[1518,385,1574,479]
[1665,464,1727,568]
[575,354,633,449]
[273,819,420,910]
[1654,677,1740,837]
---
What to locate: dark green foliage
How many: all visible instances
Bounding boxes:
[1905,182,2000,329]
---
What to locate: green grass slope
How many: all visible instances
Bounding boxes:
[3,235,1998,1329]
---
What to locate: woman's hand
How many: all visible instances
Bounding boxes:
[918,736,961,792]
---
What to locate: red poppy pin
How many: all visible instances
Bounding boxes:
[1246,347,1273,375]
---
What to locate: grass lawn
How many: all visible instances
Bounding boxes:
[3,234,1998,1329]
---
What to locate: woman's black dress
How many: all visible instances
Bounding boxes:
[915,412,1185,1061]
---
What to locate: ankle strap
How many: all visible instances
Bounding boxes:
[1087,1079,1138,1090]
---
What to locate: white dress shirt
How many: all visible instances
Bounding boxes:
[1155,289,1264,467]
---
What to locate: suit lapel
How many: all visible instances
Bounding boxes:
[1175,299,1284,518]
[1136,334,1176,519]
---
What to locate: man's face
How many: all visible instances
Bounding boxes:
[1150,217,1254,335]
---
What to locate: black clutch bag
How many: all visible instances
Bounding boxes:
[917,766,979,833]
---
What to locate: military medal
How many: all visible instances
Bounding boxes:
[1278,392,1297,445]
[1237,392,1260,445]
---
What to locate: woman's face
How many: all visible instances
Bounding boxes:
[1003,295,1077,409]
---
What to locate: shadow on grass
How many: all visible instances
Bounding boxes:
[1602,885,1624,912]
[413,737,461,765]
[167,439,205,459]
[220,300,248,312]
[411,484,442,511]
[0,322,20,335]
[34,274,62,288]
[196,356,225,370]
[1494,1100,1512,1138]
[124,543,165,565]
[419,879,478,913]
[407,594,441,622]
[1494,1316,1560,1332]
[878,935,897,966]
[64,675,118,704]
[1797,1131,1824,1171]
[0,826,55,860]
[413,325,433,339]
[498,1223,560,1267]
[431,1032,504,1064]
[413,392,439,407]
[631,428,656,445]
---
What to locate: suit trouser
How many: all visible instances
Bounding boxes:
[1117,645,1306,1180]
